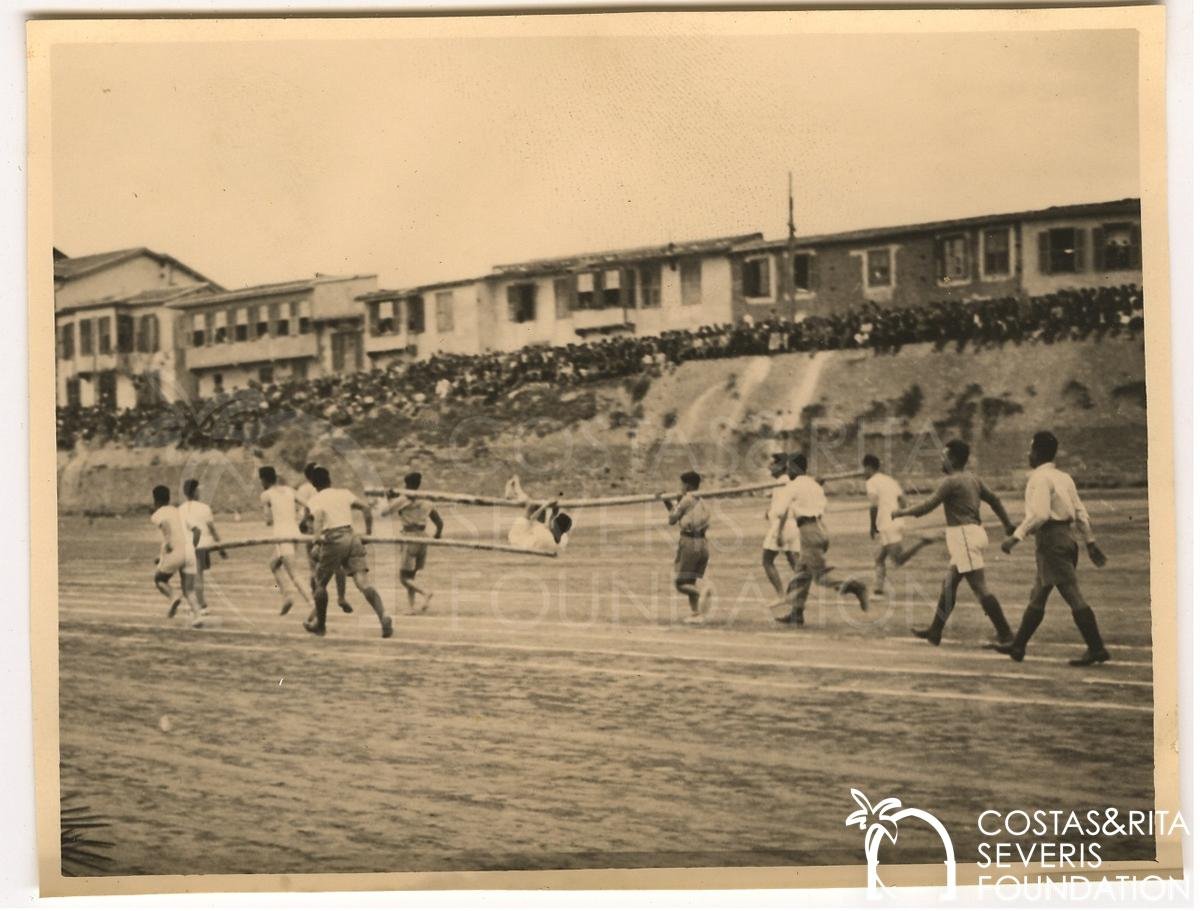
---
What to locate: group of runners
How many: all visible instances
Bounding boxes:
[150,428,1111,666]
[659,428,1110,666]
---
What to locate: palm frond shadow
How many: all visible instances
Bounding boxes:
[61,792,115,876]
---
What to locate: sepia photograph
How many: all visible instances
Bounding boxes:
[26,6,1182,898]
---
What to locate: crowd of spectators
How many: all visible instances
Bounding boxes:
[56,284,1144,450]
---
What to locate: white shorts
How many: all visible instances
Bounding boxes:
[945,524,988,573]
[158,547,197,576]
[877,518,905,547]
[762,522,802,553]
[273,542,296,562]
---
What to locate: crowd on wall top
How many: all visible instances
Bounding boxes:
[56,284,1144,451]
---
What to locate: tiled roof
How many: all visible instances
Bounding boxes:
[168,274,375,309]
[736,198,1141,253]
[491,233,764,276]
[55,283,214,316]
[53,246,217,286]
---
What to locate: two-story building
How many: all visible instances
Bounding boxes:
[727,198,1142,322]
[54,247,220,408]
[358,234,761,360]
[169,274,378,397]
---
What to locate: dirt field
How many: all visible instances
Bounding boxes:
[57,490,1158,877]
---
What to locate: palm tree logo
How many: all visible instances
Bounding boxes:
[845,788,957,898]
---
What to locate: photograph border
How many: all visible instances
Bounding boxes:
[26,5,1179,897]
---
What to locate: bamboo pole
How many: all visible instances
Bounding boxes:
[200,535,557,558]
[363,469,865,511]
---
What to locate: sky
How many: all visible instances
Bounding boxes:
[49,27,1140,291]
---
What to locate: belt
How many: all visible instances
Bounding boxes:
[321,525,353,539]
[1041,519,1074,528]
[680,530,707,539]
[402,524,427,532]
[795,515,822,525]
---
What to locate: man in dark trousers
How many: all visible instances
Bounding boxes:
[994,431,1110,666]
[893,439,1015,647]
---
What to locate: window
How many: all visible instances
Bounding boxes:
[680,259,702,306]
[792,254,814,292]
[742,255,772,299]
[602,269,623,308]
[136,372,161,407]
[406,296,426,334]
[66,377,81,408]
[80,319,94,356]
[575,272,595,310]
[374,300,397,335]
[137,315,160,353]
[116,314,135,354]
[58,323,76,360]
[435,291,455,332]
[866,249,892,287]
[638,263,661,308]
[96,371,117,409]
[1038,227,1086,274]
[234,308,249,342]
[507,283,537,323]
[275,302,290,336]
[254,306,270,339]
[553,277,574,319]
[98,317,113,354]
[214,310,229,344]
[983,229,1011,276]
[937,234,969,282]
[297,301,312,334]
[258,365,274,384]
[211,373,224,394]
[1094,222,1141,271]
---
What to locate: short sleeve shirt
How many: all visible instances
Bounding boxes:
[307,488,358,533]
[178,500,215,549]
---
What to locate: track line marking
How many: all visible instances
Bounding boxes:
[58,619,1155,696]
[59,626,1152,715]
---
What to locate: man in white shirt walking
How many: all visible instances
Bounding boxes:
[995,431,1109,666]
[775,453,869,626]
[179,478,225,612]
[303,467,392,639]
[862,455,936,595]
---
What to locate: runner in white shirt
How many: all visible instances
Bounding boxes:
[862,455,937,595]
[258,466,313,616]
[149,485,204,628]
[761,452,801,597]
[773,453,869,625]
[179,479,225,612]
[508,499,572,554]
[296,461,353,614]
[302,467,392,638]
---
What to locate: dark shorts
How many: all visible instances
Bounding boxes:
[316,527,369,580]
[674,535,709,582]
[400,542,427,574]
[1035,522,1079,588]
[797,519,830,576]
[195,549,212,573]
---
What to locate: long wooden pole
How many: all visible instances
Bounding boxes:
[200,535,558,558]
[363,469,864,511]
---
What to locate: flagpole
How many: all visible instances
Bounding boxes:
[787,171,797,311]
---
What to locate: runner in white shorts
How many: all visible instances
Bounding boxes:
[892,440,1016,647]
[150,485,205,628]
[862,454,936,594]
[259,466,312,616]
